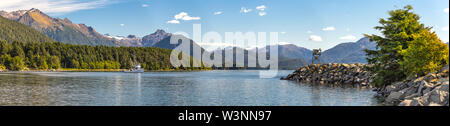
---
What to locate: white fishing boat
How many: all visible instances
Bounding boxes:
[124,64,144,73]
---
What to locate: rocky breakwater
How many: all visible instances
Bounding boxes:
[377,66,449,106]
[281,63,373,88]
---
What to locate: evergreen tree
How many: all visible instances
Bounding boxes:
[0,40,10,55]
[399,30,449,76]
[1,36,208,71]
[48,56,61,69]
[11,41,25,58]
[10,56,25,71]
[38,56,48,69]
[365,5,438,87]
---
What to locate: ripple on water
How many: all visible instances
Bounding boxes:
[0,71,378,106]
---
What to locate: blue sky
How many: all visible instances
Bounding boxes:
[1,0,449,50]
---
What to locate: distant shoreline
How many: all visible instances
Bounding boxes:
[0,68,212,73]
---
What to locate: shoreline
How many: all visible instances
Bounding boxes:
[0,68,212,73]
[281,63,374,89]
[0,68,298,73]
[376,65,449,106]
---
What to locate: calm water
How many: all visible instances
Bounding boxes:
[0,71,378,106]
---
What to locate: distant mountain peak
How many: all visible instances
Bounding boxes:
[19,9,54,29]
[355,37,375,49]
[142,29,171,46]
[28,8,41,13]
[154,29,167,35]
[321,37,376,64]
[127,35,137,38]
[0,8,117,46]
[63,17,72,24]
[356,37,370,43]
[0,9,31,21]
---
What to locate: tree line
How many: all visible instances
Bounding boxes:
[0,40,209,71]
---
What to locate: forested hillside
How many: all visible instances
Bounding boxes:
[0,16,206,71]
[0,16,55,43]
[1,9,117,46]
[0,40,185,71]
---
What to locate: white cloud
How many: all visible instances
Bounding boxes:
[256,5,266,11]
[258,12,267,16]
[240,7,252,13]
[167,12,200,24]
[174,12,200,21]
[442,26,449,32]
[0,0,112,15]
[214,11,223,15]
[278,42,292,45]
[307,30,313,34]
[309,35,323,42]
[322,26,336,31]
[339,35,357,40]
[167,20,180,24]
[444,8,449,13]
[120,24,125,27]
[142,4,149,8]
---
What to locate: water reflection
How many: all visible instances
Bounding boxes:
[114,75,122,106]
[0,71,378,106]
[137,73,142,105]
[311,84,321,106]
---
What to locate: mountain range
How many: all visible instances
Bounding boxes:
[1,8,377,69]
[0,16,55,43]
[321,37,376,63]
[1,8,116,46]
[214,37,375,69]
[256,37,376,63]
[105,29,172,47]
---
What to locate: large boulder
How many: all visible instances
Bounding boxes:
[379,65,449,106]
[386,91,405,104]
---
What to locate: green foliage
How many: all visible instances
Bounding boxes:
[48,56,61,69]
[42,25,116,46]
[0,40,10,55]
[9,56,25,71]
[0,64,6,70]
[71,59,80,68]
[38,56,48,69]
[0,16,55,43]
[0,39,209,71]
[11,41,25,57]
[1,15,210,71]
[81,62,89,69]
[0,54,12,69]
[399,30,449,77]
[365,5,447,87]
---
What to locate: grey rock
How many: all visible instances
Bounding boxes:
[281,63,373,87]
[410,99,420,106]
[434,90,447,104]
[399,100,412,106]
[386,91,405,103]
[405,93,419,99]
[403,86,418,98]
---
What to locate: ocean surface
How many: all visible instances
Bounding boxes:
[0,70,378,106]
